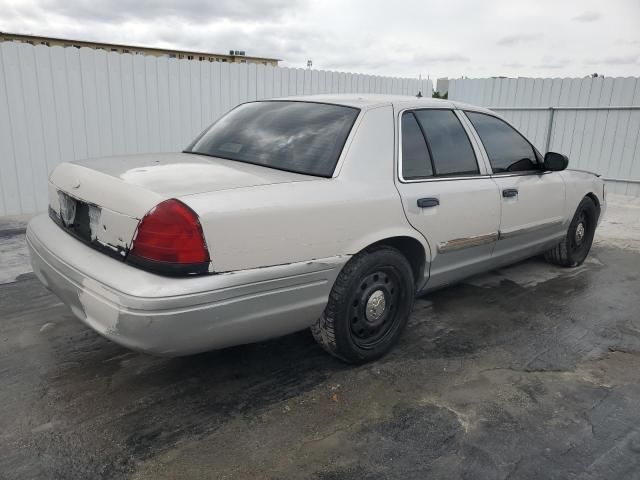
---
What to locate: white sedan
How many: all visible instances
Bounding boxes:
[27,95,606,363]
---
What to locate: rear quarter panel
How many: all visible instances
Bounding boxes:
[181,105,429,272]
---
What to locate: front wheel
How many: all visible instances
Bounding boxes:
[311,246,415,364]
[545,197,598,267]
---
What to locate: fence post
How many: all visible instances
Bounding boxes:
[544,107,555,153]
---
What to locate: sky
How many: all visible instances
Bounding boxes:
[1,0,640,80]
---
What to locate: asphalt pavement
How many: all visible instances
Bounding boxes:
[1,198,639,479]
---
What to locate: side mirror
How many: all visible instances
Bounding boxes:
[543,152,568,171]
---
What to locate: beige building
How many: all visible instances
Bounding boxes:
[0,32,280,66]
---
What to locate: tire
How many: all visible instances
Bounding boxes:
[311,246,415,364]
[545,196,598,268]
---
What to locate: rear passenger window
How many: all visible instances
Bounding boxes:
[465,111,538,173]
[401,113,433,179]
[413,110,479,176]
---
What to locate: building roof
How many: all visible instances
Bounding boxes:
[0,31,281,62]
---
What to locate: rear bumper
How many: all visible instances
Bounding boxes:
[27,214,347,356]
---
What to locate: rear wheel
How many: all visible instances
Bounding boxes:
[311,246,415,363]
[545,197,597,267]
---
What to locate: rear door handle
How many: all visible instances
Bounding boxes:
[502,188,519,198]
[417,197,440,208]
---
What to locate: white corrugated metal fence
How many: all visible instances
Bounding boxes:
[0,42,432,216]
[449,76,640,196]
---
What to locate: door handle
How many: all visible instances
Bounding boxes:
[502,188,519,198]
[417,197,440,208]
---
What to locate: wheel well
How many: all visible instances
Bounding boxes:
[585,192,601,219]
[368,236,427,286]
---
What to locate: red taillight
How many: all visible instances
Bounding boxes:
[129,199,209,273]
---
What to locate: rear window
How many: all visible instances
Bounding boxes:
[401,112,433,179]
[185,101,360,177]
[413,110,479,176]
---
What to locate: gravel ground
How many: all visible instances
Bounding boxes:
[1,195,639,479]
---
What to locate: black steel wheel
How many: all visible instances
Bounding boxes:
[545,196,598,267]
[349,267,403,349]
[569,209,590,258]
[311,246,415,363]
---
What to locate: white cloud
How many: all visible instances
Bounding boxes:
[496,34,537,46]
[573,11,603,22]
[586,55,640,65]
[1,0,639,79]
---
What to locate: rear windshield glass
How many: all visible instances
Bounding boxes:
[185,101,360,177]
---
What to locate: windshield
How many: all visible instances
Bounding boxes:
[185,101,360,177]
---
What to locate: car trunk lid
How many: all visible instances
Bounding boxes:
[48,152,315,259]
[61,152,315,198]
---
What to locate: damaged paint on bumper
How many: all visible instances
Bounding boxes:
[26,214,347,356]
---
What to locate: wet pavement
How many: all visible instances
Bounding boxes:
[1,231,640,478]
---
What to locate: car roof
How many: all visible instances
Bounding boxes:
[272,94,495,114]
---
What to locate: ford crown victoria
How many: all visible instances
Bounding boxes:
[27,95,606,363]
